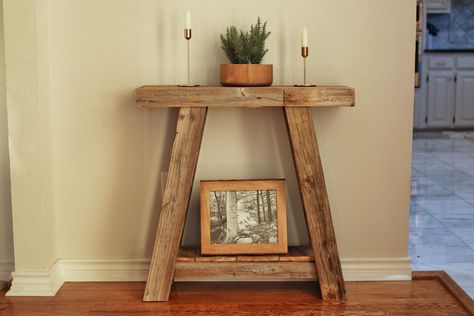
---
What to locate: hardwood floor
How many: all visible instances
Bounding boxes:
[0,272,473,315]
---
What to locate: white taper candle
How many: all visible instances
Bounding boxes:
[186,11,191,29]
[302,27,308,47]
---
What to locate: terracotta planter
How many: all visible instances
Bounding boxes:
[220,64,273,87]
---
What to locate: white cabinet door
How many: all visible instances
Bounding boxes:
[455,71,474,127]
[427,70,455,128]
[427,0,451,13]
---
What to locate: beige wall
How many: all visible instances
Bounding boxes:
[5,0,415,274]
[0,0,14,283]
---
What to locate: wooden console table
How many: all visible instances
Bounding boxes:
[135,85,355,302]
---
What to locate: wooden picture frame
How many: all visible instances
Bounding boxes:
[200,179,287,255]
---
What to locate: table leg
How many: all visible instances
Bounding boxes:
[284,106,346,300]
[143,107,208,302]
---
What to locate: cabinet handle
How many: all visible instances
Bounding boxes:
[448,77,453,81]
[435,61,447,66]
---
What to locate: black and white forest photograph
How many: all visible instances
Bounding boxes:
[209,190,277,244]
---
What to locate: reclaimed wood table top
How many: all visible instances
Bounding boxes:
[135,85,355,108]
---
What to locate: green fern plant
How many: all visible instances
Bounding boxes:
[220,17,271,64]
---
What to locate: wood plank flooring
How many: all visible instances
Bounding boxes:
[0,272,472,315]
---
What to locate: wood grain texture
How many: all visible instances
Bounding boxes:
[414,271,474,315]
[236,255,280,262]
[284,106,346,300]
[137,86,282,108]
[143,107,207,302]
[174,262,317,281]
[177,246,314,263]
[2,272,472,315]
[284,86,355,107]
[220,64,273,87]
[135,85,355,108]
[195,251,237,262]
[278,246,315,262]
[200,180,287,255]
[174,247,315,281]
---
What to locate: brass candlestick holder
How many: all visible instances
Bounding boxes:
[295,46,316,87]
[178,29,199,87]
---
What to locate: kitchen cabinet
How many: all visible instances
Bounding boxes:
[416,54,474,129]
[427,70,455,127]
[426,0,451,14]
[455,71,474,126]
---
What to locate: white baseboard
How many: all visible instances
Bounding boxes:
[341,257,412,281]
[6,256,411,296]
[60,259,149,282]
[6,261,64,296]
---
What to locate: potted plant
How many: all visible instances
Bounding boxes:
[219,17,272,87]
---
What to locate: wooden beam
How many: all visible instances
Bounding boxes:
[136,86,282,108]
[284,106,346,300]
[284,86,355,107]
[174,262,317,281]
[135,86,355,108]
[143,107,207,302]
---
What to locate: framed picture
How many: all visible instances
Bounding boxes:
[200,179,287,255]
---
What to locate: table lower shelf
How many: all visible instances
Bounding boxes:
[174,246,318,282]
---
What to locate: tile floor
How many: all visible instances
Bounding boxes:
[411,131,474,299]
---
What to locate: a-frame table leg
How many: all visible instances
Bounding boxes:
[284,106,346,300]
[143,107,208,302]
